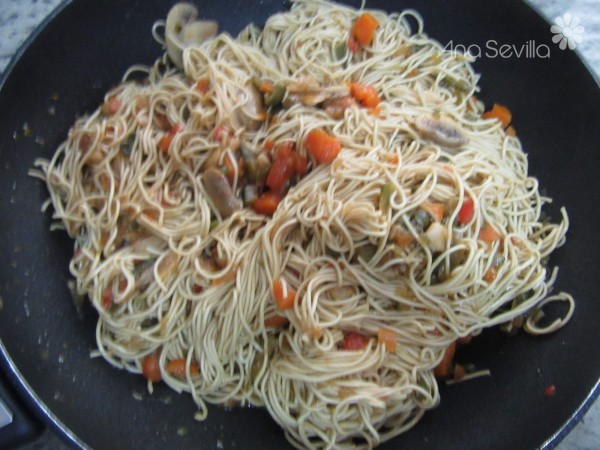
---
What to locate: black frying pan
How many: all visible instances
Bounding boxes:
[1,1,599,449]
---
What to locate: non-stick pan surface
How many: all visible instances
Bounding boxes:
[0,1,599,449]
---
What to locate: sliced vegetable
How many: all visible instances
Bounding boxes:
[425,222,448,253]
[202,168,243,218]
[273,278,296,310]
[357,243,377,262]
[479,223,500,242]
[342,331,370,350]
[379,182,395,213]
[253,192,281,216]
[378,328,397,352]
[305,129,342,164]
[483,103,512,129]
[264,83,286,107]
[350,82,380,107]
[294,154,308,176]
[391,227,414,248]
[334,40,347,60]
[414,209,432,231]
[159,123,184,154]
[420,202,444,222]
[266,148,295,191]
[166,358,200,378]
[414,115,469,149]
[352,12,379,46]
[165,3,218,70]
[264,314,289,328]
[483,266,498,283]
[434,341,456,378]
[142,352,162,382]
[457,197,474,225]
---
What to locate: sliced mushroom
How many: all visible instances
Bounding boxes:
[165,3,218,70]
[202,168,242,218]
[286,78,350,106]
[233,84,265,131]
[414,115,469,149]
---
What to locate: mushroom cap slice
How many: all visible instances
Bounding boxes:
[165,3,218,70]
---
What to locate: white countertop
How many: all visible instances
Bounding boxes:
[0,1,598,449]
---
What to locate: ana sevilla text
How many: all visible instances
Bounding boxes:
[443,40,551,59]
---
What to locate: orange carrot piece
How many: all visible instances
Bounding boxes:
[305,129,342,164]
[420,202,444,222]
[484,266,498,283]
[349,82,380,108]
[273,279,296,310]
[393,231,414,248]
[264,314,289,328]
[352,12,379,46]
[196,79,210,94]
[166,358,200,378]
[142,352,161,382]
[479,223,500,242]
[434,341,456,378]
[483,103,512,129]
[253,192,281,216]
[378,328,397,352]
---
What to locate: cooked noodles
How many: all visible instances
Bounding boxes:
[31,1,574,448]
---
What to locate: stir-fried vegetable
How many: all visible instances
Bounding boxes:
[166,359,200,378]
[142,352,162,382]
[273,278,296,310]
[457,197,474,225]
[350,82,380,107]
[342,331,370,350]
[483,103,512,129]
[352,13,379,46]
[253,192,281,216]
[378,328,397,352]
[305,129,342,164]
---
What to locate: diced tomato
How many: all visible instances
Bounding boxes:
[253,192,281,216]
[483,103,512,129]
[294,154,308,176]
[266,154,295,191]
[342,331,370,350]
[159,123,183,154]
[458,197,474,225]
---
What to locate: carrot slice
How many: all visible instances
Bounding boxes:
[479,223,500,242]
[273,279,296,310]
[434,341,456,378]
[352,12,379,46]
[253,192,281,216]
[349,82,380,108]
[142,352,161,382]
[264,314,289,328]
[305,129,342,164]
[166,358,200,378]
[483,103,512,129]
[420,202,444,222]
[378,328,397,352]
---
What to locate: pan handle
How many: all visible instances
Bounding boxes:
[0,370,43,448]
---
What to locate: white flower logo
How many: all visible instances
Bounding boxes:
[551,13,584,50]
